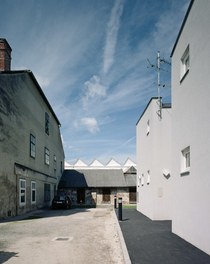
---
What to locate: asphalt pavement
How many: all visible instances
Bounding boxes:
[117,207,210,264]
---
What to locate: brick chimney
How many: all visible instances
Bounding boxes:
[0,38,12,71]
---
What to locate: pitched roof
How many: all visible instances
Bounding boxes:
[0,70,60,125]
[89,159,104,167]
[74,159,88,167]
[59,169,130,188]
[106,158,121,168]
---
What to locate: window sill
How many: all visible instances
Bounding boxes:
[180,69,189,84]
[180,169,190,176]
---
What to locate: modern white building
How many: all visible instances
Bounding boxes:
[136,0,210,255]
[170,0,210,255]
[136,98,171,220]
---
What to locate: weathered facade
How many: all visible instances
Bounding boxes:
[0,39,64,218]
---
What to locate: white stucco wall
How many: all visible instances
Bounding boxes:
[136,98,171,220]
[171,0,210,255]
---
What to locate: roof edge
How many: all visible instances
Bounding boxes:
[170,0,194,57]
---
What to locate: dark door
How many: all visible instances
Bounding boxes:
[77,188,85,204]
[102,188,111,203]
[129,187,136,203]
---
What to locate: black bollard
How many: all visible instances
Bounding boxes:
[114,195,117,209]
[118,197,122,221]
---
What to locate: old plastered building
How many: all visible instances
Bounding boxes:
[0,39,64,218]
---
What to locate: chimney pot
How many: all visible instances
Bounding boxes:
[0,38,12,71]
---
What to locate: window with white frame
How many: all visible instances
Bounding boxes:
[181,146,190,174]
[45,147,50,165]
[31,181,36,204]
[19,179,26,206]
[30,134,36,158]
[141,174,144,186]
[146,120,150,135]
[180,45,190,81]
[147,170,150,185]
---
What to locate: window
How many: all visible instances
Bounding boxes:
[45,147,50,165]
[141,174,144,186]
[181,146,190,175]
[45,112,49,135]
[147,170,150,185]
[44,183,51,202]
[180,45,190,82]
[31,181,36,204]
[146,120,150,135]
[19,179,26,206]
[30,134,36,158]
[53,155,57,171]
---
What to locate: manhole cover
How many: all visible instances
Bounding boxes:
[52,237,73,242]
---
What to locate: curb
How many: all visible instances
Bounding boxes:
[112,210,132,264]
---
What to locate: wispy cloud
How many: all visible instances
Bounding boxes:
[103,0,125,75]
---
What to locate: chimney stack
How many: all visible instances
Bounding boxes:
[0,38,12,71]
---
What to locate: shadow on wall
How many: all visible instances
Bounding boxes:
[0,251,18,264]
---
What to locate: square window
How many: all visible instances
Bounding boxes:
[30,134,36,158]
[180,45,190,81]
[45,147,50,165]
[19,179,26,206]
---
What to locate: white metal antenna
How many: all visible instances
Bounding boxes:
[157,51,162,119]
[147,51,171,119]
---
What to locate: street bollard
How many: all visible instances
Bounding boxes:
[118,197,122,221]
[114,195,117,209]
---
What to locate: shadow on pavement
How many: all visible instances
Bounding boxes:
[0,251,18,264]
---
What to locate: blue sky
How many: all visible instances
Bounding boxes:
[0,0,190,165]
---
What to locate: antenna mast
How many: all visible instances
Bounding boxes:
[157,51,162,119]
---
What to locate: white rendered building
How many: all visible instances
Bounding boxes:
[170,0,210,255]
[136,98,171,220]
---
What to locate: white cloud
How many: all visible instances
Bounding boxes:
[103,0,124,75]
[75,117,100,134]
[84,75,106,99]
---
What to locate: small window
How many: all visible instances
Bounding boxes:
[30,134,36,158]
[180,45,190,82]
[45,147,50,165]
[45,112,49,135]
[181,146,190,175]
[147,120,150,135]
[31,181,36,204]
[19,179,26,206]
[147,170,150,185]
[141,174,144,186]
[54,155,57,171]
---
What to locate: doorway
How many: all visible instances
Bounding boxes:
[77,188,85,204]
[102,188,111,203]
